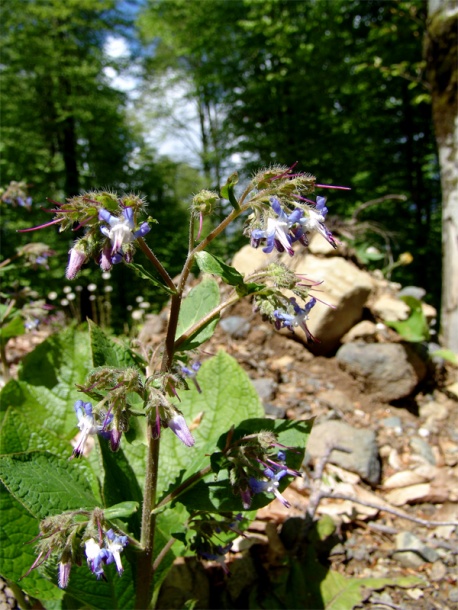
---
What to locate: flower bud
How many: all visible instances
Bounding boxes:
[66,243,87,280]
[192,190,219,216]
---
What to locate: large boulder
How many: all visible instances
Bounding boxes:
[336,342,428,401]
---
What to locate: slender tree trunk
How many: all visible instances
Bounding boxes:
[425,0,458,351]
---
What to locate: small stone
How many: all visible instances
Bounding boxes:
[419,400,449,421]
[448,588,458,603]
[410,437,436,465]
[341,320,378,344]
[446,382,458,399]
[394,531,439,567]
[306,420,380,484]
[336,342,427,402]
[251,377,277,402]
[263,403,286,419]
[384,483,432,506]
[383,470,428,489]
[406,588,424,601]
[381,416,402,431]
[398,286,426,300]
[220,316,250,338]
[372,294,410,321]
[429,559,447,582]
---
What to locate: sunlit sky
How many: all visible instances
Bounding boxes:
[104,35,203,167]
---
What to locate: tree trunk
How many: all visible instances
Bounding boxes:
[425,0,458,351]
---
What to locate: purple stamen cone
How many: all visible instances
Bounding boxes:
[168,414,195,447]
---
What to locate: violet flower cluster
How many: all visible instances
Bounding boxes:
[250,195,337,257]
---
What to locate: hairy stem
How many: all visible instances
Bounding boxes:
[153,464,213,513]
[0,341,10,382]
[136,293,182,609]
[174,293,240,350]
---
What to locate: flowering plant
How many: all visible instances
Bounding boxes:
[0,166,346,609]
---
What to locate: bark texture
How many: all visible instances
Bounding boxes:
[425,0,458,351]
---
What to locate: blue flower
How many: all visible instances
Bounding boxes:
[274,297,317,342]
[167,413,195,447]
[249,467,290,507]
[72,401,114,458]
[85,539,110,579]
[99,207,150,262]
[199,543,232,574]
[181,361,202,393]
[298,196,337,248]
[105,529,128,575]
[251,197,303,256]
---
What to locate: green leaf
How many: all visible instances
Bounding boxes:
[195,251,244,286]
[175,277,220,350]
[220,171,239,209]
[89,320,144,370]
[0,483,65,602]
[0,452,97,519]
[177,417,312,511]
[18,325,91,391]
[0,314,24,342]
[430,348,458,365]
[249,546,423,609]
[98,440,143,538]
[0,408,71,456]
[103,501,139,520]
[156,351,264,503]
[0,380,82,440]
[127,262,174,295]
[385,296,429,342]
[236,282,266,297]
[321,570,423,610]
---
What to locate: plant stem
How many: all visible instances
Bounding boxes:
[174,293,240,350]
[136,202,248,607]
[135,422,160,609]
[136,238,177,294]
[0,341,10,382]
[135,292,182,609]
[153,465,212,513]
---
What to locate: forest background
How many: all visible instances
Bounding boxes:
[1,0,455,345]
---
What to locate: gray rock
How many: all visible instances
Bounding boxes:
[263,402,287,419]
[220,316,250,338]
[449,587,458,603]
[336,342,427,401]
[393,531,440,568]
[306,420,380,484]
[398,286,426,300]
[410,437,436,465]
[251,377,277,402]
[381,416,402,430]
